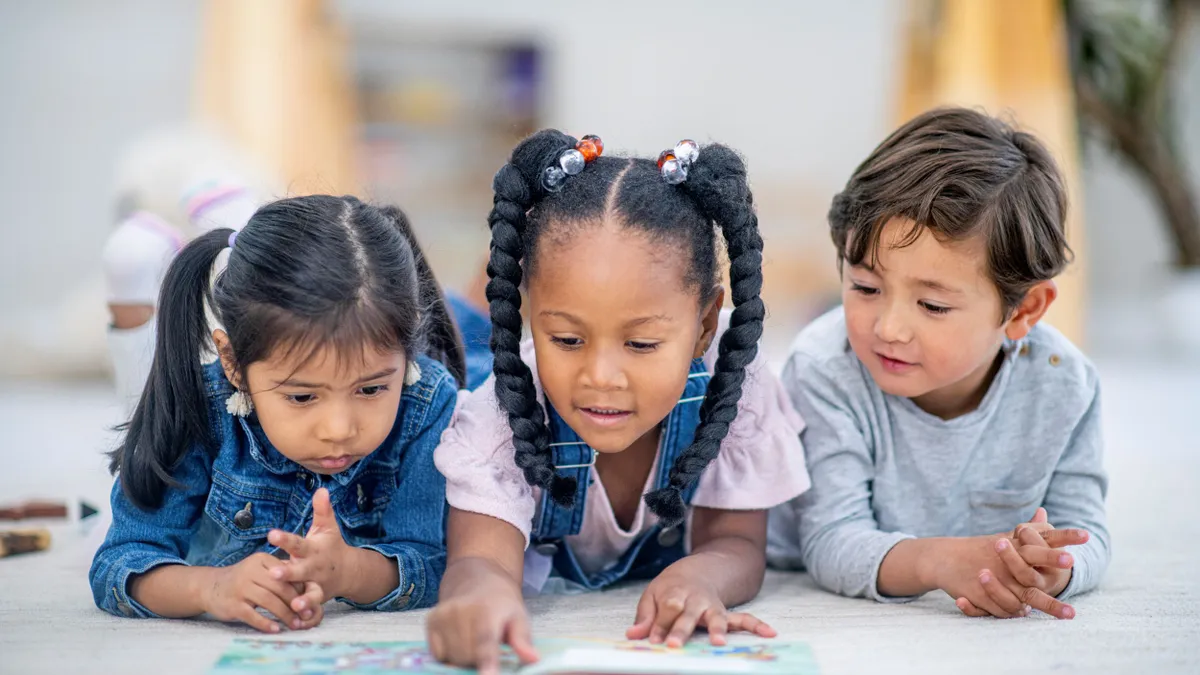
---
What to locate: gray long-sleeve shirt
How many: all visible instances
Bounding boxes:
[767,309,1110,602]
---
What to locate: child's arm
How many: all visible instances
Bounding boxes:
[89,446,314,631]
[426,508,537,674]
[1026,376,1110,599]
[627,507,777,647]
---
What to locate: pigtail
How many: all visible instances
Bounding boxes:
[643,145,765,527]
[377,204,467,386]
[109,228,234,510]
[487,129,580,506]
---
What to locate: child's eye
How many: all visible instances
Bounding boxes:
[359,384,390,398]
[549,336,583,349]
[920,301,951,315]
[851,283,879,296]
[627,341,658,352]
[285,393,316,405]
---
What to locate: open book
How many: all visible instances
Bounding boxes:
[211,637,818,674]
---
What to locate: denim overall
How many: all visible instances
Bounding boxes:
[529,359,710,590]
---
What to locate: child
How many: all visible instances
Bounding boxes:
[427,131,810,672]
[90,195,464,632]
[767,108,1110,621]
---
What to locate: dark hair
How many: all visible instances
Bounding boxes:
[830,107,1072,316]
[111,195,465,509]
[486,130,764,527]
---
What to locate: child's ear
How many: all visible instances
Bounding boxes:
[693,286,726,359]
[1004,280,1057,341]
[211,329,243,389]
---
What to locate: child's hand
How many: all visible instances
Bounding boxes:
[959,510,1087,620]
[267,488,352,600]
[201,552,320,632]
[426,569,537,675]
[626,571,776,648]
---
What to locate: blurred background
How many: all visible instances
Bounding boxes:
[1,0,1198,514]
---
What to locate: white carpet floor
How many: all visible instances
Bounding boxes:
[1,357,1198,674]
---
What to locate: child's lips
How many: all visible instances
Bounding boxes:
[877,353,917,373]
[315,455,356,470]
[577,406,633,427]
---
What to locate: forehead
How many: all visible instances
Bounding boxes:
[528,220,698,317]
[253,341,404,381]
[862,218,989,283]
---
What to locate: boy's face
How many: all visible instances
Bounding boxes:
[842,218,1016,419]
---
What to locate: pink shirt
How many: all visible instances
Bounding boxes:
[434,314,810,583]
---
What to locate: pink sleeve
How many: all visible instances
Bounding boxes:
[433,376,537,546]
[692,314,811,510]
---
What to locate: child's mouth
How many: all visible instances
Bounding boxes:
[877,353,916,373]
[578,407,633,427]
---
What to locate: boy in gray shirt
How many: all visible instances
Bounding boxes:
[768,108,1109,620]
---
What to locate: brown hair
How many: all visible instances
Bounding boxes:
[830,107,1072,316]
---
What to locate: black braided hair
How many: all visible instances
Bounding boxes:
[486,131,765,525]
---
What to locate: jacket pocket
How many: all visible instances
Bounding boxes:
[204,470,292,544]
[969,484,1045,535]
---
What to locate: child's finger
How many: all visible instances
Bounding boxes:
[308,488,340,535]
[473,618,504,675]
[238,604,282,633]
[504,613,540,665]
[248,585,302,630]
[1019,587,1076,620]
[665,597,708,648]
[1019,545,1074,570]
[626,593,656,640]
[956,597,990,617]
[267,529,310,558]
[995,539,1044,588]
[1030,507,1048,524]
[1039,528,1089,549]
[979,570,1025,617]
[292,581,324,618]
[727,612,776,638]
[703,609,729,646]
[650,593,688,644]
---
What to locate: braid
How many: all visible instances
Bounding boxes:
[487,130,581,506]
[643,145,765,527]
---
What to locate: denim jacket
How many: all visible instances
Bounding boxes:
[89,355,455,618]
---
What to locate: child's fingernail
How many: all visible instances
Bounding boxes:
[270,623,280,633]
[303,610,313,620]
[1059,554,1071,567]
[979,572,992,584]
[1061,607,1075,619]
[292,620,301,629]
[995,539,1009,551]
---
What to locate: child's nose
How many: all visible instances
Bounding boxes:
[582,351,627,391]
[875,303,913,344]
[315,403,357,444]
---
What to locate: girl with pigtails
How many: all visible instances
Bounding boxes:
[427,131,810,672]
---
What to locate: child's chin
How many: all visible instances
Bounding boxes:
[869,370,931,399]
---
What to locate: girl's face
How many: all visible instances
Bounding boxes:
[215,332,407,474]
[527,220,721,454]
[842,217,1041,419]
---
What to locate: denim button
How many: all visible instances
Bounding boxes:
[304,473,316,491]
[534,542,559,557]
[234,502,254,530]
[356,484,372,512]
[656,526,681,547]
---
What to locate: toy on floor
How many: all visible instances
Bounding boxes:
[0,529,51,558]
[210,638,819,674]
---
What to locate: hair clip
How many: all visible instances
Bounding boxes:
[541,135,604,192]
[657,139,700,185]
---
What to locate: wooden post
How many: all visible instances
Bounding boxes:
[194,0,359,196]
[896,0,1087,345]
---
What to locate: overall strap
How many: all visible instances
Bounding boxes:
[530,401,594,541]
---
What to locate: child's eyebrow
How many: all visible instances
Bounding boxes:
[275,368,398,390]
[915,278,964,294]
[625,314,673,328]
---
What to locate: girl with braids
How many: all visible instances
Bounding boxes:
[90,195,464,632]
[428,131,810,671]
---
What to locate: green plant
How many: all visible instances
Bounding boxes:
[1065,0,1200,268]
